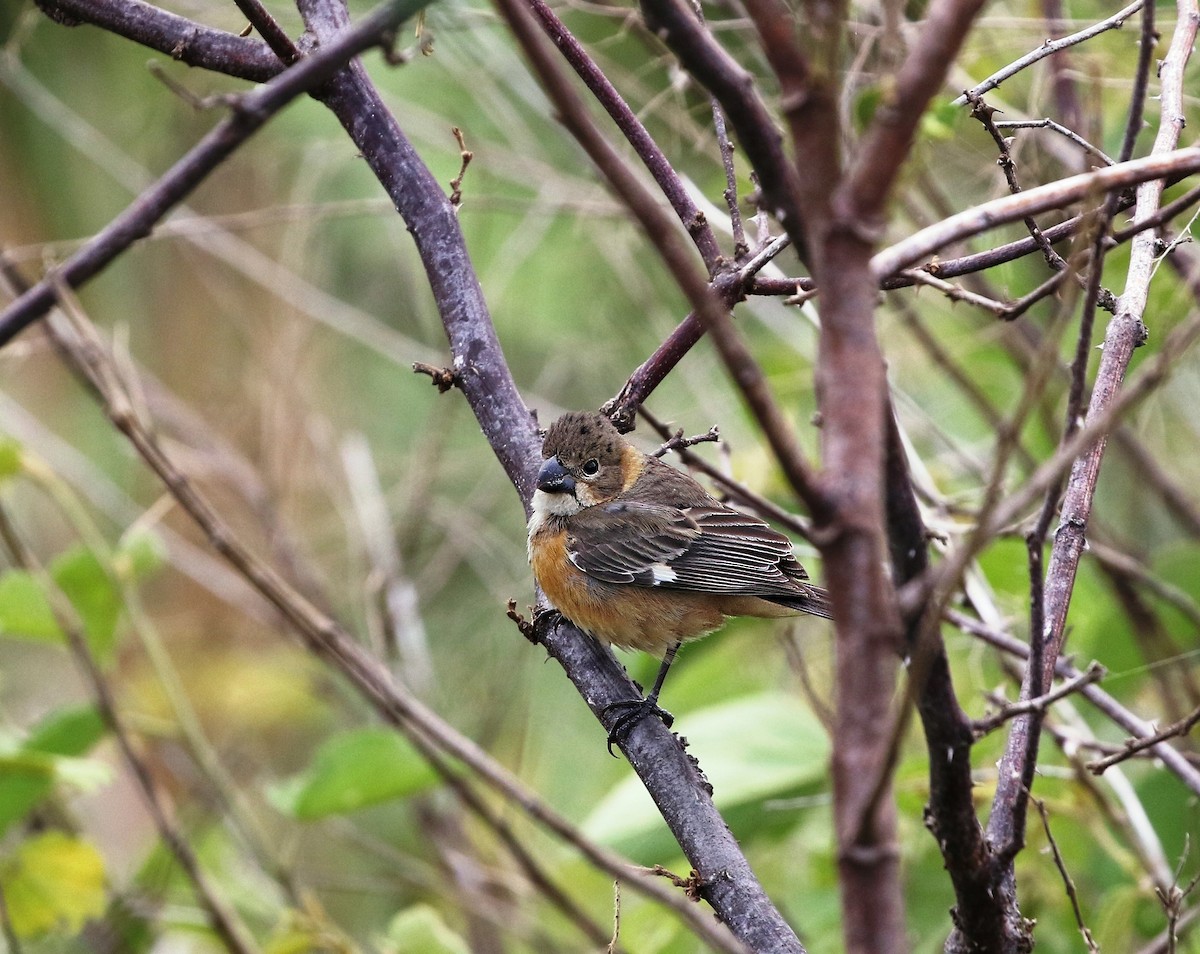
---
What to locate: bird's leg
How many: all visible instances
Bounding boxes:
[530,606,563,644]
[602,640,680,756]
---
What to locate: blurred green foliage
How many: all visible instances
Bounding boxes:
[0,0,1198,951]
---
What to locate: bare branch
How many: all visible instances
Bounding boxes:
[1035,799,1100,953]
[872,148,1200,280]
[0,0,426,348]
[954,0,1144,104]
[1088,705,1200,774]
[972,662,1106,737]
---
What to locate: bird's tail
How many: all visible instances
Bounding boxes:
[768,585,833,620]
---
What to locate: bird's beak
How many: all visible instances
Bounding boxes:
[536,457,575,495]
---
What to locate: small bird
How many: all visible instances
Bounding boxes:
[527,410,830,748]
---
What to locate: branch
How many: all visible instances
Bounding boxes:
[34,0,282,81]
[0,503,258,954]
[950,611,1200,797]
[1035,799,1100,953]
[638,0,810,256]
[0,0,426,349]
[972,662,1107,737]
[953,0,1144,104]
[872,147,1200,280]
[1087,705,1200,774]
[524,0,724,273]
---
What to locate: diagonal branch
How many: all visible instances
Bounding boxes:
[0,0,426,349]
[34,0,282,81]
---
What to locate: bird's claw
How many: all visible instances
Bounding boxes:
[602,698,675,757]
[531,607,563,644]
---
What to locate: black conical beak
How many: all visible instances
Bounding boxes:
[537,457,575,494]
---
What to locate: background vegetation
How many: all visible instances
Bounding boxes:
[0,0,1198,950]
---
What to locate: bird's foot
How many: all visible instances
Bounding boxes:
[602,697,674,757]
[531,607,563,644]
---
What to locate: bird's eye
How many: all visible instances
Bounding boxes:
[582,458,600,477]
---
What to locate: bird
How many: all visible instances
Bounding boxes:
[527,410,830,749]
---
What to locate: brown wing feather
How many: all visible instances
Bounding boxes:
[565,497,819,605]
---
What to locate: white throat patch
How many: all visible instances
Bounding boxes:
[531,488,582,518]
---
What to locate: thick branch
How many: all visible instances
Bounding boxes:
[0,0,423,349]
[35,0,281,81]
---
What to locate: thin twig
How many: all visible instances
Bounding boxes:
[0,0,427,348]
[0,503,260,954]
[43,281,750,954]
[954,0,1144,104]
[994,119,1114,166]
[973,662,1106,737]
[651,425,720,458]
[1088,705,1200,774]
[950,610,1200,796]
[1035,799,1100,952]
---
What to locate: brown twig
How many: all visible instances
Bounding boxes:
[0,503,260,954]
[448,126,473,209]
[412,360,462,392]
[1087,705,1200,774]
[1034,799,1100,952]
[972,662,1106,737]
[43,278,749,954]
[651,424,720,458]
[0,0,426,348]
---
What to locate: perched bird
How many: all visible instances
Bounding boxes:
[527,410,830,747]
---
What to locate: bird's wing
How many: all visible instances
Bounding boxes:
[566,501,811,597]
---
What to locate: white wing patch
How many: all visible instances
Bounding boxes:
[650,562,677,584]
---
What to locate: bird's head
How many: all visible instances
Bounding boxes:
[534,411,630,514]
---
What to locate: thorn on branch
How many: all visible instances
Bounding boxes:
[448,127,473,209]
[652,425,720,458]
[412,361,461,392]
[1086,702,1200,774]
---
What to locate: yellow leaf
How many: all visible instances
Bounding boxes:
[0,831,106,937]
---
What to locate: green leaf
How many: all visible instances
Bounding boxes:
[0,436,22,481]
[50,546,122,662]
[27,705,107,756]
[0,547,124,661]
[0,570,61,642]
[268,727,440,820]
[583,692,830,854]
[920,99,962,141]
[0,831,106,938]
[114,527,167,582]
[0,706,109,837]
[381,904,470,954]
